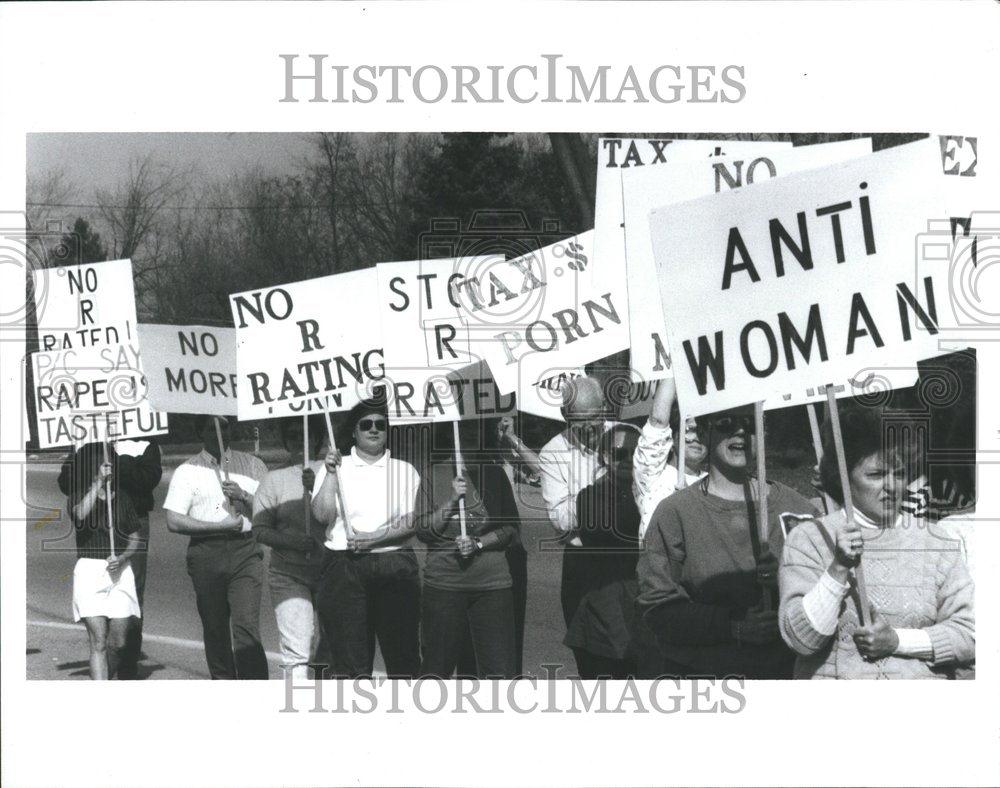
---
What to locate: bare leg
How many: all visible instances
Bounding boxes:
[106,617,131,679]
[83,617,110,680]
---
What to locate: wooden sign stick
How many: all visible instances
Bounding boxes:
[807,402,837,515]
[754,401,768,544]
[825,385,872,627]
[452,421,467,538]
[102,439,116,560]
[323,412,355,540]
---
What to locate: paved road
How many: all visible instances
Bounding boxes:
[25,457,572,680]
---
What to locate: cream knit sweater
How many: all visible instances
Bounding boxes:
[779,511,975,679]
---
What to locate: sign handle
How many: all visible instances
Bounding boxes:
[452,421,467,539]
[675,403,687,491]
[825,385,871,627]
[754,401,768,544]
[323,412,354,540]
[303,415,312,557]
[806,402,837,515]
[213,417,230,482]
[102,439,116,560]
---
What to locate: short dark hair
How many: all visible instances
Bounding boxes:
[65,441,111,497]
[597,423,641,466]
[338,393,389,452]
[279,414,325,446]
[818,399,917,505]
[194,414,229,436]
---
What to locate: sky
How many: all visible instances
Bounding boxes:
[27,132,318,201]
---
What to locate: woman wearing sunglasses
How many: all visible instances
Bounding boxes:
[779,399,974,679]
[636,405,817,679]
[312,396,422,678]
[565,423,643,679]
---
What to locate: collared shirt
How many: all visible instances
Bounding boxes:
[163,449,267,533]
[537,422,620,536]
[315,448,420,553]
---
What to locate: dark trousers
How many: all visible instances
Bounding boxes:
[572,648,635,680]
[421,585,517,679]
[458,543,527,677]
[186,535,268,680]
[316,548,421,679]
[117,516,148,680]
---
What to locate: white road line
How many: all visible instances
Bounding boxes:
[28,619,284,662]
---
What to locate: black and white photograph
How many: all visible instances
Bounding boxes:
[2,3,998,787]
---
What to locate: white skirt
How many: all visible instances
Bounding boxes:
[72,558,141,621]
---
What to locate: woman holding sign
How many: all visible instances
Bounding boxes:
[252,415,328,680]
[779,400,975,679]
[64,443,144,680]
[636,405,816,679]
[415,419,520,679]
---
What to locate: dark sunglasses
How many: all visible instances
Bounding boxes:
[710,415,756,435]
[358,418,387,432]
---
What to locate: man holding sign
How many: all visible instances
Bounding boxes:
[311,397,422,679]
[162,415,269,680]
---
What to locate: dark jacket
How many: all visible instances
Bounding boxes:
[564,474,642,660]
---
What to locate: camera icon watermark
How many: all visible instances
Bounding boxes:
[417,210,579,341]
[0,210,81,338]
[915,210,1000,339]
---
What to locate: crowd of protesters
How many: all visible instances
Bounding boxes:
[58,369,975,681]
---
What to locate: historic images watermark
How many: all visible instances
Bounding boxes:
[279,669,748,715]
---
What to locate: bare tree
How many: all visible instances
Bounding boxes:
[26,167,76,233]
[96,154,188,259]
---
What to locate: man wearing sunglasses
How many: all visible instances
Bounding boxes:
[312,397,422,678]
[636,404,817,679]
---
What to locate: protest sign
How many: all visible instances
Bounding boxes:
[375,257,515,424]
[623,139,872,383]
[229,268,385,420]
[32,344,168,448]
[593,138,790,290]
[32,259,138,351]
[511,364,656,422]
[455,230,629,394]
[136,324,238,416]
[30,258,168,447]
[649,137,950,418]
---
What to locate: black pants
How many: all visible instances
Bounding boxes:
[186,535,268,680]
[572,648,636,680]
[457,543,527,677]
[421,585,517,679]
[316,548,421,679]
[117,516,148,680]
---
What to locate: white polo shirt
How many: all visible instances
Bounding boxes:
[316,448,420,552]
[163,449,267,533]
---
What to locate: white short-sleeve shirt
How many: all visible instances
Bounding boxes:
[315,448,420,552]
[163,449,267,533]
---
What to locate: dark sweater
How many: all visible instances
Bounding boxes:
[564,475,642,660]
[70,487,142,561]
[415,460,519,591]
[637,479,817,678]
[59,440,162,517]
